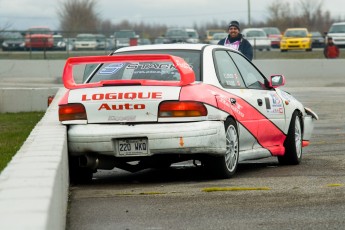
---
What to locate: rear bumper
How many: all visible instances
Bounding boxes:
[68,121,226,156]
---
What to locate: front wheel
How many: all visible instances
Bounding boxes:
[278,111,303,165]
[205,118,239,178]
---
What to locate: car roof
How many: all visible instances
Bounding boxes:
[332,22,345,25]
[113,43,243,58]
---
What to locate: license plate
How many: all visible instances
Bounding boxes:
[116,138,149,156]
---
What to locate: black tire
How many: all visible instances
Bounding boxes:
[278,111,303,165]
[68,156,93,184]
[205,118,239,178]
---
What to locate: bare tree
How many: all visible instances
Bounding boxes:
[57,0,101,36]
[266,0,333,33]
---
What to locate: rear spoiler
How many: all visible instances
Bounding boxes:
[62,54,195,89]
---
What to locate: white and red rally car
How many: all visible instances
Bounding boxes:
[59,44,318,183]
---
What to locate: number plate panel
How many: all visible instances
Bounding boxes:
[115,138,149,156]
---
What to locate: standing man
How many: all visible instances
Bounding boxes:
[218,20,253,61]
[324,37,340,59]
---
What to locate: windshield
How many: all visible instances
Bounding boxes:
[114,31,136,38]
[263,28,280,35]
[329,25,345,33]
[187,31,198,38]
[166,29,188,37]
[26,28,52,35]
[246,30,266,37]
[86,50,201,82]
[76,35,96,41]
[285,30,307,37]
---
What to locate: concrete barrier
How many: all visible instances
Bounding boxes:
[0,88,68,230]
[0,88,59,113]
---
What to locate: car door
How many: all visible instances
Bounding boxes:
[213,50,286,152]
[228,51,286,150]
[213,50,258,152]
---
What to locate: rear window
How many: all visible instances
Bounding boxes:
[86,50,201,82]
[89,61,180,82]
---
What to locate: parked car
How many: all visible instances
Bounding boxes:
[185,28,200,43]
[164,28,189,43]
[24,27,54,50]
[208,32,228,45]
[310,31,325,48]
[52,34,66,51]
[325,22,345,48]
[241,28,271,51]
[74,34,98,50]
[154,37,165,44]
[280,28,312,52]
[262,27,282,48]
[1,32,25,51]
[138,38,152,46]
[58,43,318,183]
[204,29,226,43]
[94,34,107,50]
[113,30,138,49]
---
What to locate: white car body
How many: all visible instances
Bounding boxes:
[208,33,228,45]
[326,22,345,47]
[59,44,317,182]
[74,34,98,50]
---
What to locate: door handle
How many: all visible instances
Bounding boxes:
[230,98,236,104]
[257,99,263,106]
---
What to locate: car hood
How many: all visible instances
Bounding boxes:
[66,86,181,123]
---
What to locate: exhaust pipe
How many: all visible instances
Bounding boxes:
[79,154,116,170]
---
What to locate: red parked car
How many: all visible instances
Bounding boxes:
[24,27,54,50]
[262,27,282,48]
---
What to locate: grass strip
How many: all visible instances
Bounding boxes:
[0,112,44,172]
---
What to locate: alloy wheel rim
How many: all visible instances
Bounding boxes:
[295,117,302,158]
[225,125,238,172]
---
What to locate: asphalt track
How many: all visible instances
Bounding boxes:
[65,62,345,229]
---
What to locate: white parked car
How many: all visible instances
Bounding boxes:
[208,32,228,45]
[185,28,200,43]
[74,34,98,50]
[59,44,318,183]
[242,28,271,51]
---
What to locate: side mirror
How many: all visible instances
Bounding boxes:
[269,75,285,88]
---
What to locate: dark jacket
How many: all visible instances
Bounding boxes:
[218,34,253,61]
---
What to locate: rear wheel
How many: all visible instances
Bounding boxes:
[206,118,239,178]
[278,111,302,165]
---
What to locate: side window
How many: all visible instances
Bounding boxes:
[214,50,245,88]
[229,51,268,90]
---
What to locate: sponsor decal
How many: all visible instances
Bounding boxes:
[99,103,145,110]
[223,73,241,87]
[99,63,124,75]
[266,92,284,114]
[218,96,244,118]
[82,92,162,101]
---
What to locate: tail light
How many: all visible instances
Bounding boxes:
[59,103,87,121]
[158,101,207,117]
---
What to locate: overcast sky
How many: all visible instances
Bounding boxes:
[0,0,344,30]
